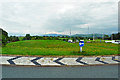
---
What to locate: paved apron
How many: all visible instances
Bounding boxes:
[0,56,119,66]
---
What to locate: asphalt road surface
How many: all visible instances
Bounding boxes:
[1,65,119,78]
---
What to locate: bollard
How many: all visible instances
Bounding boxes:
[79,40,84,53]
[80,47,82,52]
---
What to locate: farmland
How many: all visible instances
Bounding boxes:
[2,40,119,56]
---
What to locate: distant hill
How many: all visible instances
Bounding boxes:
[72,33,111,38]
[43,34,68,37]
[72,34,102,38]
[42,33,111,38]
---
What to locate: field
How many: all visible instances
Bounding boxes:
[2,40,119,56]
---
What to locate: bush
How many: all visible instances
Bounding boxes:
[0,28,8,46]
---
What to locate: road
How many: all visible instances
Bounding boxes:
[1,65,119,78]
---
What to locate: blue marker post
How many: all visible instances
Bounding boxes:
[79,40,84,52]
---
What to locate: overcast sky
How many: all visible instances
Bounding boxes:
[0,0,119,36]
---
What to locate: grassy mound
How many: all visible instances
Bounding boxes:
[2,40,118,56]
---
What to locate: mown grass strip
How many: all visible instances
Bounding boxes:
[2,40,119,56]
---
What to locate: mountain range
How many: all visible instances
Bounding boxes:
[43,33,111,38]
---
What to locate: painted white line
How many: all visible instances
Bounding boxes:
[114,56,120,61]
[100,57,119,64]
[36,57,60,66]
[1,56,119,66]
[13,57,36,65]
[1,56,15,65]
[60,58,83,65]
[81,57,104,65]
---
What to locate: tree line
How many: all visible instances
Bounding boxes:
[1,28,120,46]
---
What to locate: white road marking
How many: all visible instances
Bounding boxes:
[36,57,60,66]
[60,58,83,65]
[13,57,36,65]
[100,57,119,64]
[114,56,120,61]
[0,56,119,66]
[81,57,104,64]
[1,56,15,65]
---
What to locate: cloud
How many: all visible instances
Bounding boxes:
[45,32,62,34]
[0,0,118,36]
[75,24,94,29]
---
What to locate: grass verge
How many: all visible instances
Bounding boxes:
[2,40,119,56]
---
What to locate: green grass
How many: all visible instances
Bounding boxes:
[2,40,119,56]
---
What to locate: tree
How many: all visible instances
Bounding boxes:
[104,35,110,40]
[26,34,31,40]
[31,37,36,40]
[23,34,31,40]
[111,33,120,40]
[8,36,19,42]
[0,28,8,46]
[2,35,8,46]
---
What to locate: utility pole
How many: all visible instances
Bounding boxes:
[93,35,94,41]
[111,33,113,40]
[88,26,89,40]
[88,26,89,34]
[102,33,104,40]
[70,28,71,40]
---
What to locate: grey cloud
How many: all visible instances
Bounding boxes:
[0,0,118,35]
